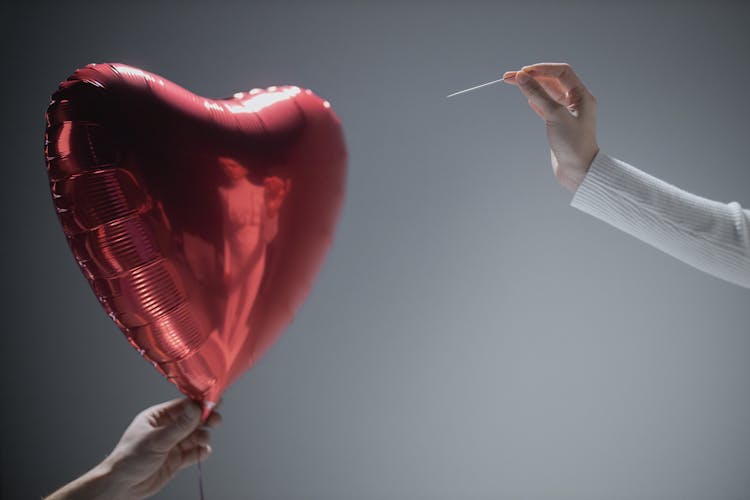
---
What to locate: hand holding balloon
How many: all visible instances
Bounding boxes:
[46,399,221,500]
[503,63,600,192]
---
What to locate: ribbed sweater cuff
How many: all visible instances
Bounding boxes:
[570,152,750,288]
[571,152,672,215]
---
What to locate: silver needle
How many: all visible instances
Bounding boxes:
[446,77,507,98]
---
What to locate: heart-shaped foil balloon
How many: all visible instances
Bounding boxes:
[45,63,346,417]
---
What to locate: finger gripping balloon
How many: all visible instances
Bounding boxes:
[45,63,347,417]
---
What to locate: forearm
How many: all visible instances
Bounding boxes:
[45,462,127,500]
[571,152,750,289]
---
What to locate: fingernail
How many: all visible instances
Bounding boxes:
[516,71,530,84]
[502,71,516,82]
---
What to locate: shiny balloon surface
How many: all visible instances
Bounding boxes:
[45,63,346,416]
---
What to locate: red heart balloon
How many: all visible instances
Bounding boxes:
[44,63,346,417]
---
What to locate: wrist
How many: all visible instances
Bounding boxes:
[46,461,128,500]
[570,145,600,192]
[90,461,130,499]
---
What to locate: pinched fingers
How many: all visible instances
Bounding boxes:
[512,71,569,122]
[178,444,212,470]
[145,399,202,451]
[521,63,596,113]
[521,63,585,90]
[172,429,212,471]
[503,70,567,104]
[177,428,211,453]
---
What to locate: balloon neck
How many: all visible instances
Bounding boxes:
[201,385,223,422]
[201,400,216,423]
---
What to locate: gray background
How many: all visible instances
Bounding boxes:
[2,1,749,499]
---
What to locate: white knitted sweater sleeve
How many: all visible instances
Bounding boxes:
[571,152,750,289]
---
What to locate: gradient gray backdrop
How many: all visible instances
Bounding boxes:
[2,1,750,499]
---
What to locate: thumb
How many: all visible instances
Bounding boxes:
[147,398,202,450]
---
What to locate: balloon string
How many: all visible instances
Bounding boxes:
[198,455,205,500]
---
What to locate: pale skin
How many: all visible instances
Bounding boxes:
[46,398,222,500]
[502,63,600,192]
